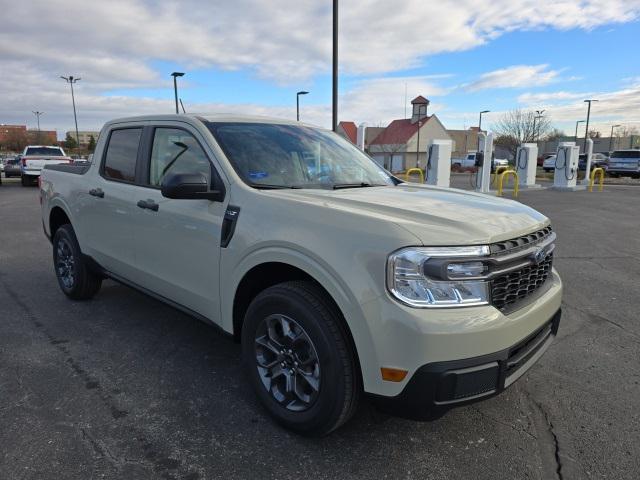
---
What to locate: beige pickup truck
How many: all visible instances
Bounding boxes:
[40,114,562,435]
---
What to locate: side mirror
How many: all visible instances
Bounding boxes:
[160,173,224,201]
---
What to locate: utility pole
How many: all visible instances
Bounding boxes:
[60,76,81,146]
[171,72,185,114]
[32,111,44,131]
[583,99,598,152]
[332,0,338,132]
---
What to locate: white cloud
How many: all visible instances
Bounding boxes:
[466,65,561,91]
[1,0,640,133]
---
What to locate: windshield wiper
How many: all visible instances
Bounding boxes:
[253,184,304,190]
[332,182,386,190]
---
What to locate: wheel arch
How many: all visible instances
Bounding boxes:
[49,205,72,238]
[230,260,364,386]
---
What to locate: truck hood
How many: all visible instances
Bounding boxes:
[270,184,548,245]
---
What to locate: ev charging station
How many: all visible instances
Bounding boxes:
[515,143,540,188]
[551,142,585,191]
[425,139,452,187]
[475,132,494,193]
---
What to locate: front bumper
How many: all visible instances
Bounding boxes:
[370,308,561,420]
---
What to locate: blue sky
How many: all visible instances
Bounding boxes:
[1,0,639,136]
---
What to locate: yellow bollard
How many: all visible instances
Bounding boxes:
[589,167,604,192]
[404,168,425,183]
[497,170,519,198]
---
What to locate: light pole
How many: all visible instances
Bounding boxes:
[609,124,621,152]
[535,109,545,141]
[574,120,585,142]
[60,76,81,147]
[332,0,338,132]
[32,111,44,131]
[296,91,309,121]
[583,99,598,151]
[478,110,489,151]
[171,72,185,114]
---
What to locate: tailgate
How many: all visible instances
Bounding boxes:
[23,157,72,173]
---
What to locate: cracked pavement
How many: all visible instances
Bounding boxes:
[0,179,638,479]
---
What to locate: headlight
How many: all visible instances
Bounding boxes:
[387,246,490,308]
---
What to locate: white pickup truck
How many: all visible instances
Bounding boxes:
[452,151,509,170]
[20,145,72,186]
[40,114,562,435]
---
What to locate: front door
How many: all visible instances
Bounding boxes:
[128,124,227,322]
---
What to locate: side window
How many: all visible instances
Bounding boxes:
[148,128,211,187]
[103,128,142,182]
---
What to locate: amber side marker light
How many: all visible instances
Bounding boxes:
[381,367,408,382]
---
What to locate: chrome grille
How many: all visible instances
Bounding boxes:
[490,226,553,256]
[491,253,553,310]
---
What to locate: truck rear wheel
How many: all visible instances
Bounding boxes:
[241,281,360,436]
[52,224,102,300]
[21,175,30,186]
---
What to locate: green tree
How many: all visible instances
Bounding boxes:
[87,135,96,153]
[64,132,78,150]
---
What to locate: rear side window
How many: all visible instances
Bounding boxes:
[103,128,142,182]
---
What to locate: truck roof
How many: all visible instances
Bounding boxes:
[104,113,317,129]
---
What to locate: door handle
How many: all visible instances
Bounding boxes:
[89,188,104,198]
[137,199,159,212]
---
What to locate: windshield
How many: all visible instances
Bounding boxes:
[205,122,394,189]
[25,147,64,156]
[610,150,640,159]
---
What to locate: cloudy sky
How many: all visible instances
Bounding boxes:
[1,0,639,138]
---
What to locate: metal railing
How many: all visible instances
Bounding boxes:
[497,170,519,198]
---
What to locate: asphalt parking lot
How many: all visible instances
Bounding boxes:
[1,177,639,480]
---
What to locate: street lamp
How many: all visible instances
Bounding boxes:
[60,76,81,147]
[296,91,309,121]
[171,72,185,114]
[609,124,621,152]
[534,109,545,141]
[32,111,44,131]
[583,99,598,151]
[574,120,585,141]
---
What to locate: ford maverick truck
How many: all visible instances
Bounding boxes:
[40,114,562,435]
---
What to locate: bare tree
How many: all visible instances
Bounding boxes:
[491,109,552,157]
[544,128,565,141]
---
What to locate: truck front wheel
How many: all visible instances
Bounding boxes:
[52,224,102,300]
[241,281,360,436]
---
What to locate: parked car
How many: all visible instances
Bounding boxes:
[578,153,608,171]
[451,152,509,171]
[543,155,557,172]
[41,114,562,435]
[607,150,640,178]
[3,156,23,178]
[20,146,72,186]
[538,153,555,167]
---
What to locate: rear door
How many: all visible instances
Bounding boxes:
[127,123,227,322]
[80,126,143,278]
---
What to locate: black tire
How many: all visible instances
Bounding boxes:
[242,281,360,436]
[52,224,102,300]
[21,175,29,186]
